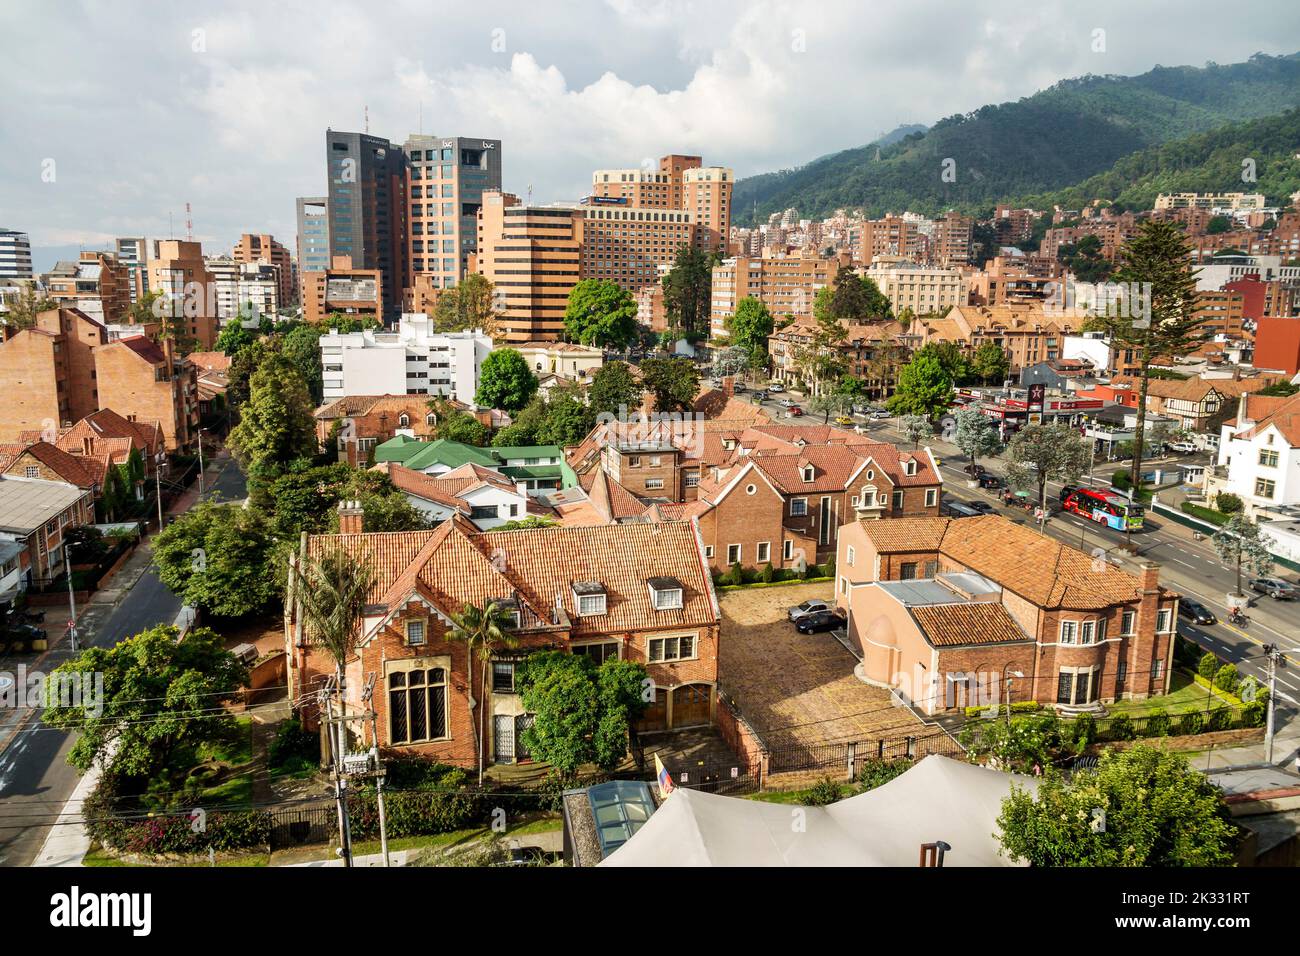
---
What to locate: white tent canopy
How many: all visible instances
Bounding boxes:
[600,755,1036,867]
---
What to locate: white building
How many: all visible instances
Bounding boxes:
[320,313,491,403]
[1194,256,1300,291]
[865,259,965,317]
[1212,392,1300,516]
[0,228,33,280]
[1061,332,1114,374]
[205,257,279,326]
[513,341,603,382]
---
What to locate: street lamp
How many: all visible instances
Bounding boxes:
[1003,666,1025,727]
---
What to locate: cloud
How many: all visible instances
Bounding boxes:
[1,0,1297,261]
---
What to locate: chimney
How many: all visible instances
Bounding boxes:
[337,499,364,535]
[720,376,735,398]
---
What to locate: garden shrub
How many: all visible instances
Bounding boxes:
[268,717,319,775]
[1069,713,1098,748]
[1107,713,1135,741]
[384,756,469,792]
[721,562,744,587]
[346,787,483,841]
[85,772,271,855]
[1213,663,1240,697]
[856,758,911,791]
[1198,653,1219,681]
[1144,708,1171,738]
[1178,711,1205,736]
[803,777,844,806]
[1241,700,1267,728]
[1215,492,1243,515]
[1206,708,1234,732]
[758,562,775,584]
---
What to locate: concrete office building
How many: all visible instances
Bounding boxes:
[318,313,490,403]
[325,130,409,320]
[0,229,33,280]
[205,257,280,325]
[402,134,502,291]
[476,191,584,342]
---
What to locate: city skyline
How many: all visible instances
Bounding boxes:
[3,0,1299,268]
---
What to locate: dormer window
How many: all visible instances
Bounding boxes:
[573,581,607,617]
[493,597,521,628]
[802,465,815,482]
[647,576,684,611]
[398,413,410,427]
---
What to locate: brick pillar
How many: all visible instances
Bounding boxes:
[337,499,364,534]
[1132,561,1161,700]
[720,376,735,398]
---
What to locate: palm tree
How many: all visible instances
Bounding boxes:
[293,546,376,723]
[449,600,519,785]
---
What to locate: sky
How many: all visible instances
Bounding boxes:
[2,0,1298,269]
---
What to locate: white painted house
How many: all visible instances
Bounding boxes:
[1212,392,1300,516]
[374,462,536,530]
[320,314,491,403]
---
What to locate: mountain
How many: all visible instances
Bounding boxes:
[733,53,1300,224]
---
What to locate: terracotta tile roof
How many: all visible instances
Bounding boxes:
[1225,393,1293,427]
[316,394,467,421]
[909,602,1032,648]
[693,389,772,423]
[749,444,868,493]
[186,351,232,373]
[306,519,716,639]
[371,462,471,514]
[581,469,649,521]
[856,516,951,553]
[0,443,27,472]
[1238,392,1300,446]
[1111,374,1280,404]
[4,442,99,489]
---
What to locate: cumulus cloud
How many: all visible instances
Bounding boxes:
[0,0,1296,263]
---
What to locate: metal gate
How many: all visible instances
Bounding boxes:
[268,805,335,849]
[493,714,516,764]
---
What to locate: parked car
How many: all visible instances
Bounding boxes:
[834,416,855,427]
[1250,577,1299,600]
[965,500,996,515]
[786,406,804,417]
[944,500,984,518]
[1164,440,1198,454]
[788,599,829,621]
[977,473,1005,490]
[1178,599,1217,625]
[779,398,796,407]
[732,383,746,394]
[767,383,784,393]
[869,409,891,420]
[795,608,845,634]
[7,622,47,641]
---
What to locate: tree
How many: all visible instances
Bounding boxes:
[953,406,1001,476]
[1098,221,1203,544]
[563,279,638,349]
[823,266,891,320]
[712,346,751,380]
[534,389,597,447]
[227,352,317,494]
[433,273,499,336]
[725,297,775,368]
[661,245,715,340]
[0,281,54,330]
[900,414,933,449]
[214,321,255,356]
[1005,423,1090,512]
[914,341,974,386]
[588,361,643,418]
[971,341,1010,385]
[320,313,382,333]
[593,661,652,770]
[153,502,282,616]
[1212,512,1274,598]
[42,625,248,780]
[281,323,326,405]
[227,340,272,409]
[886,354,953,420]
[99,464,129,522]
[475,348,538,413]
[448,601,518,785]
[997,745,1239,866]
[639,356,699,413]
[428,398,490,446]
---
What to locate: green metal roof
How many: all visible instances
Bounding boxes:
[402,439,498,472]
[491,445,564,459]
[500,465,563,480]
[373,435,425,463]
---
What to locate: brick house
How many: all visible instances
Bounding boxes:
[285,509,722,767]
[834,515,1178,715]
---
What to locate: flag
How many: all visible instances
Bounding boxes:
[654,753,675,795]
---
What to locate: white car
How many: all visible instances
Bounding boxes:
[1165,440,1197,454]
[779,398,796,407]
[767,383,784,393]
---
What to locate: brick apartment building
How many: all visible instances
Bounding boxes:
[285,512,722,766]
[835,515,1179,715]
[94,336,198,452]
[969,253,1063,306]
[233,233,294,307]
[42,251,131,325]
[301,255,383,325]
[768,315,909,399]
[709,253,849,338]
[148,239,219,350]
[909,303,1088,373]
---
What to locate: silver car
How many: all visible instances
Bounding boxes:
[1250,577,1299,600]
[788,599,829,621]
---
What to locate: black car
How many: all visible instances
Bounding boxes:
[965,500,996,515]
[795,608,844,634]
[1059,485,1076,504]
[977,473,1005,490]
[1177,599,1216,626]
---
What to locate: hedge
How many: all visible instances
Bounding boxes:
[84,772,270,855]
[1181,502,1230,526]
[964,700,1041,718]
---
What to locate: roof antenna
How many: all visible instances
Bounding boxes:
[364,104,370,134]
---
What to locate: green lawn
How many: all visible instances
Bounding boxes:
[141,716,257,811]
[1104,669,1236,718]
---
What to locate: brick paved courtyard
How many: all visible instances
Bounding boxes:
[718,582,930,749]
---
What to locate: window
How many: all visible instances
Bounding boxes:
[756,542,770,563]
[645,478,664,490]
[492,661,516,693]
[648,634,697,662]
[627,455,641,468]
[406,619,426,646]
[578,593,607,616]
[726,544,741,565]
[1121,610,1136,635]
[925,488,937,508]
[923,560,938,578]
[846,545,856,567]
[900,562,917,580]
[1096,617,1108,641]
[648,456,661,467]
[1080,621,1095,645]
[892,490,904,510]
[685,472,700,488]
[1156,609,1173,633]
[1259,449,1279,468]
[388,668,447,743]
[573,641,619,664]
[704,545,714,559]
[1153,658,1164,681]
[783,540,794,560]
[651,585,683,610]
[1059,621,1078,645]
[1255,478,1276,499]
[398,413,409,427]
[802,465,815,482]
[790,498,808,516]
[1116,661,1127,687]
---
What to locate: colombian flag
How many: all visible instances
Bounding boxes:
[655,753,675,795]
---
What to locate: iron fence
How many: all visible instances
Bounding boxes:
[267,804,336,849]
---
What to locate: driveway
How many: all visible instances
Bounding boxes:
[718,582,929,750]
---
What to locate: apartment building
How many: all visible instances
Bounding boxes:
[318,313,490,403]
[1190,289,1246,340]
[0,477,97,587]
[910,304,1088,373]
[993,205,1042,245]
[0,308,106,439]
[402,134,503,292]
[835,516,1178,714]
[1154,192,1267,211]
[580,198,696,291]
[859,214,925,265]
[709,254,846,338]
[295,197,330,294]
[931,211,972,267]
[205,258,280,324]
[865,259,966,317]
[113,237,150,304]
[42,251,131,325]
[0,229,33,280]
[147,239,218,350]
[476,192,584,342]
[768,315,908,398]
[1039,217,1138,262]
[301,255,383,325]
[1211,392,1300,515]
[233,233,293,306]
[284,513,722,764]
[94,336,198,453]
[969,253,1063,306]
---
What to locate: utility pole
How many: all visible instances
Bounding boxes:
[196,428,205,497]
[155,452,165,530]
[1262,644,1285,763]
[322,683,354,867]
[363,674,391,867]
[63,540,78,652]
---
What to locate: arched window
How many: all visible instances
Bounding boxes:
[389,668,447,744]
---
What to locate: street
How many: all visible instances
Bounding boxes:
[745,388,1300,714]
[0,453,246,867]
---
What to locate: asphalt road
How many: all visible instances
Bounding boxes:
[746,389,1300,714]
[0,456,246,867]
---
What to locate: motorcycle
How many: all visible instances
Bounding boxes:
[1229,609,1249,628]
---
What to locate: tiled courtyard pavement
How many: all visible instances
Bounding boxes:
[718,581,930,749]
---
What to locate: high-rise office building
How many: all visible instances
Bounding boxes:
[295,197,330,291]
[402,134,502,291]
[113,237,150,304]
[0,228,34,280]
[325,130,408,321]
